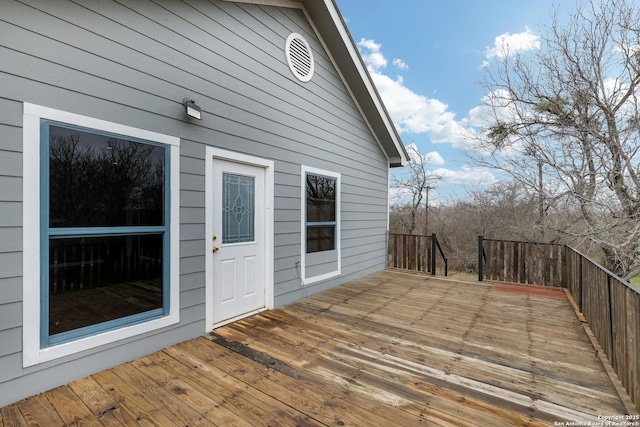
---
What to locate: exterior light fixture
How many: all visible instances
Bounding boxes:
[183,99,202,120]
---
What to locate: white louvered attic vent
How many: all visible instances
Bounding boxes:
[285,33,314,82]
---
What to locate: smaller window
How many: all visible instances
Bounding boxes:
[305,173,336,253]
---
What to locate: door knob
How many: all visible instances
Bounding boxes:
[212,246,219,253]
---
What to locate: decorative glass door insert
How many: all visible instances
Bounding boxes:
[222,173,255,244]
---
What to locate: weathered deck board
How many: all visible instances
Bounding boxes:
[1,270,636,426]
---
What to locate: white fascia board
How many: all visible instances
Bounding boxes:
[318,0,409,166]
[222,0,302,9]
[301,7,390,166]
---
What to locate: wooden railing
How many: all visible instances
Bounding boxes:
[478,236,640,411]
[478,237,565,286]
[388,233,448,276]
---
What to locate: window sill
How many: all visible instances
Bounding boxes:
[24,312,179,367]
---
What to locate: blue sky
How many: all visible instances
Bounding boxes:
[334,0,562,203]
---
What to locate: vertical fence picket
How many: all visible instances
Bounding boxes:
[511,241,518,282]
[388,233,447,276]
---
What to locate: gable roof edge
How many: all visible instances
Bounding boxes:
[301,0,408,167]
[299,7,389,166]
[223,0,303,9]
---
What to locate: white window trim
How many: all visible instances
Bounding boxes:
[300,165,341,285]
[22,103,180,367]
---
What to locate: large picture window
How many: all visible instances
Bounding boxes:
[23,104,180,366]
[43,123,169,345]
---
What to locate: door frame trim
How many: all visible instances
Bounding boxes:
[204,147,275,332]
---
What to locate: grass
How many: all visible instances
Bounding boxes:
[630,276,640,287]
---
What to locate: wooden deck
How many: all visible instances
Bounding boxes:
[2,270,637,426]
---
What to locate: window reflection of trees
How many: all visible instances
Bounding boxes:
[306,174,336,253]
[306,174,336,223]
[46,126,167,338]
[49,126,165,228]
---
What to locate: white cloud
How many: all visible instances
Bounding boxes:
[358,38,387,71]
[431,166,498,186]
[357,38,473,148]
[406,143,445,165]
[393,58,408,70]
[468,89,516,127]
[614,43,640,55]
[400,144,495,186]
[486,27,540,59]
[425,151,445,165]
[389,164,497,204]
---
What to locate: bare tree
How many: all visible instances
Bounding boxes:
[390,144,441,235]
[471,0,640,279]
[428,181,553,273]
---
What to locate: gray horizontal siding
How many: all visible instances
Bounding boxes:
[0,252,21,279]
[341,223,387,235]
[0,354,22,385]
[0,150,21,177]
[0,328,21,356]
[342,231,386,248]
[0,203,21,227]
[180,239,206,259]
[180,272,206,292]
[181,207,205,224]
[4,1,388,176]
[181,173,205,192]
[0,177,21,202]
[0,177,23,386]
[306,260,339,278]
[0,0,394,407]
[180,288,205,311]
[180,256,205,277]
[0,99,23,130]
[0,126,22,158]
[0,276,19,380]
[181,223,205,241]
[0,227,21,253]
[0,302,21,332]
[0,277,21,305]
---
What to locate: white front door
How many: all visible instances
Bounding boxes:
[210,158,266,325]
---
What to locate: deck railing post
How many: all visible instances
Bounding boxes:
[607,275,614,360]
[423,235,428,273]
[561,244,568,289]
[478,236,484,281]
[578,255,583,312]
[431,233,437,276]
[386,231,389,268]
